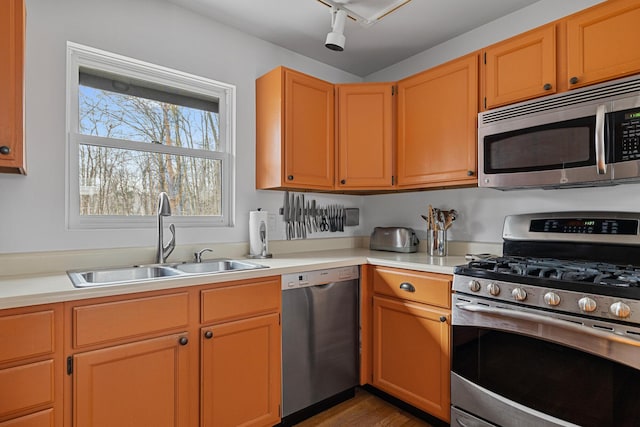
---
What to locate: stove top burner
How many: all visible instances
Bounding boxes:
[467,256,640,288]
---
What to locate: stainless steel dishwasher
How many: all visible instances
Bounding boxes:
[281,265,359,424]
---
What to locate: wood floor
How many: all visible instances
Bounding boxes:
[293,388,436,427]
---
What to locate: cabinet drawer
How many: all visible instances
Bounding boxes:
[372,267,451,308]
[73,292,189,348]
[201,278,280,324]
[0,310,55,364]
[0,360,54,418]
[0,409,54,427]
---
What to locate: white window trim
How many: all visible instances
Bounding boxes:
[65,42,236,229]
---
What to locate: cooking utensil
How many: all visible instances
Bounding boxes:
[444,209,458,230]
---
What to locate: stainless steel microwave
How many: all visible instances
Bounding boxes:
[478,74,640,189]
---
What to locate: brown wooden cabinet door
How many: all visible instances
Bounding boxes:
[201,313,281,427]
[256,67,334,190]
[484,24,556,109]
[372,295,450,423]
[73,333,191,427]
[0,0,25,174]
[284,69,335,190]
[0,409,54,427]
[567,0,640,89]
[336,83,395,189]
[397,54,478,189]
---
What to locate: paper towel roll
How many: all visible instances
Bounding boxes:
[249,210,269,256]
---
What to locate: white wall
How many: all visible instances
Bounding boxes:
[0,0,631,254]
[361,0,639,244]
[0,0,365,254]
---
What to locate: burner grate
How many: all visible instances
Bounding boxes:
[468,256,640,288]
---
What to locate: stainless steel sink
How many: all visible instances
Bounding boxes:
[67,259,267,288]
[68,265,183,287]
[172,259,265,274]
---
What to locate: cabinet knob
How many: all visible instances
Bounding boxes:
[178,336,189,346]
[287,175,294,181]
[569,76,579,85]
[467,170,474,176]
[399,282,415,292]
[0,146,10,155]
[204,331,213,339]
[439,316,447,323]
[340,179,346,185]
[543,83,552,91]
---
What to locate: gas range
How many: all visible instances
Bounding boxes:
[454,211,640,326]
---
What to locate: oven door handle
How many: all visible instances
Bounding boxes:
[456,302,640,347]
[595,103,607,175]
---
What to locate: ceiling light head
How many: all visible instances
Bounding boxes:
[325,8,347,51]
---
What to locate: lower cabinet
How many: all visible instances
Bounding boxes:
[369,266,452,423]
[64,278,281,427]
[200,278,281,427]
[72,333,191,427]
[201,313,281,427]
[0,304,62,427]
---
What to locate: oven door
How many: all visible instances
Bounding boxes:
[451,294,640,427]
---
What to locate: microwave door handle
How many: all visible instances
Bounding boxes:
[595,104,607,175]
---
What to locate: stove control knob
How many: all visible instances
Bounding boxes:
[468,280,481,292]
[487,283,500,296]
[543,292,561,306]
[511,288,527,301]
[578,297,597,313]
[610,302,631,319]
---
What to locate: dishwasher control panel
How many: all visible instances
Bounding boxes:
[281,266,359,290]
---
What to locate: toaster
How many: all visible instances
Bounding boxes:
[369,227,419,253]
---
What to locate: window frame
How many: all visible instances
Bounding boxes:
[65,42,236,229]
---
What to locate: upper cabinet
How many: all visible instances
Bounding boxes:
[256,66,335,191]
[396,54,478,189]
[0,0,25,174]
[566,0,640,89]
[483,24,557,109]
[482,0,640,109]
[336,83,395,190]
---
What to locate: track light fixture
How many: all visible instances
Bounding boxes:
[325,7,347,51]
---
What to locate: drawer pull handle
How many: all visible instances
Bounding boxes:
[399,282,415,292]
[439,316,447,323]
[0,146,10,155]
[204,331,213,339]
[179,336,189,346]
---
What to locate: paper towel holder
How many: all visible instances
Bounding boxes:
[248,217,273,259]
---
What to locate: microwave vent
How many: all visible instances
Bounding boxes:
[481,74,640,125]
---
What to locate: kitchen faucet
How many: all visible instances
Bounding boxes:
[156,192,175,264]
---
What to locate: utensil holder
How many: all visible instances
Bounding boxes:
[428,229,447,256]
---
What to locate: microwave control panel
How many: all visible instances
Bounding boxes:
[613,109,640,161]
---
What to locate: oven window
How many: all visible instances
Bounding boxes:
[484,116,596,173]
[453,326,640,427]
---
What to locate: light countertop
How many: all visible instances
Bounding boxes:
[0,248,468,310]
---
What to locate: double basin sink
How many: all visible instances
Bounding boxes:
[68,259,267,288]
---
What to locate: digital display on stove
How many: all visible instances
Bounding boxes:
[529,218,639,235]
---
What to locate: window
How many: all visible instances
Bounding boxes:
[66,42,235,229]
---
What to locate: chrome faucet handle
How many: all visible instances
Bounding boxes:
[194,248,213,263]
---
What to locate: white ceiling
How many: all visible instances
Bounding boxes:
[165,0,541,77]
